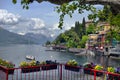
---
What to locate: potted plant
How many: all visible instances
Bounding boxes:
[116,67,120,74]
[41,60,57,70]
[20,60,40,73]
[83,62,95,75]
[107,67,115,73]
[65,60,80,72]
[0,59,15,75]
[94,65,103,76]
[107,67,120,80]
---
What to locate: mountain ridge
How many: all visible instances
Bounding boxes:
[0,27,35,44]
[0,27,54,45]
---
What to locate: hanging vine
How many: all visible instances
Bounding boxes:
[55,0,94,29]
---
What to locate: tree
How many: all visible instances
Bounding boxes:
[74,21,83,39]
[54,33,68,44]
[110,14,120,29]
[12,0,120,29]
[45,40,51,45]
[86,24,95,34]
[55,1,93,29]
[80,35,88,48]
[106,13,120,43]
[82,17,86,35]
[53,27,81,48]
[66,32,80,48]
[88,5,112,22]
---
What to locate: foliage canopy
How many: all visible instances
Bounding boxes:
[12,0,94,29]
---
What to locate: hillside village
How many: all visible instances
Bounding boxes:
[86,21,111,50]
[47,5,120,52]
[48,21,114,52]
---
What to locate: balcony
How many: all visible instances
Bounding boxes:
[0,64,120,80]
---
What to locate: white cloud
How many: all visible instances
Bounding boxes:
[63,23,73,30]
[0,10,20,25]
[0,9,45,35]
[50,34,55,37]
[47,22,74,38]
[53,23,59,30]
[31,18,45,29]
[0,9,73,38]
[52,22,73,31]
[18,32,25,35]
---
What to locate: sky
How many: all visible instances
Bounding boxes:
[0,0,103,37]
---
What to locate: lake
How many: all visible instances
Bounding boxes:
[0,44,119,68]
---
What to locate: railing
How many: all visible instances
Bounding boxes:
[0,64,120,80]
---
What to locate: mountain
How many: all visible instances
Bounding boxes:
[0,27,35,45]
[24,33,55,44]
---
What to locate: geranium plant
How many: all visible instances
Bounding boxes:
[65,59,80,72]
[0,59,15,68]
[20,61,29,67]
[66,60,78,66]
[94,65,103,70]
[20,60,41,73]
[20,60,39,67]
[83,62,95,69]
[116,67,120,74]
[107,67,115,73]
[40,61,46,65]
[41,60,58,70]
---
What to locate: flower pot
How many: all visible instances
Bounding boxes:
[0,66,14,74]
[41,64,57,70]
[84,68,103,76]
[108,74,120,80]
[0,66,2,71]
[8,69,15,74]
[96,71,103,76]
[21,66,40,73]
[84,68,94,75]
[65,64,80,72]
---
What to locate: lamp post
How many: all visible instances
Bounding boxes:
[104,46,110,70]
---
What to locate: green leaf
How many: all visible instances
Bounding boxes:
[23,5,25,9]
[12,0,17,4]
[21,0,24,5]
[26,6,29,9]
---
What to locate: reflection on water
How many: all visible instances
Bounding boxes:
[0,44,119,67]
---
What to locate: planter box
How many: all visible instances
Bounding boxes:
[108,74,120,80]
[21,67,40,73]
[96,71,103,76]
[7,69,15,74]
[0,66,2,71]
[84,68,103,76]
[41,64,57,70]
[84,68,94,75]
[65,65,80,72]
[0,66,14,74]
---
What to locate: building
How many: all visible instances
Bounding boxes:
[86,22,111,50]
[87,34,98,49]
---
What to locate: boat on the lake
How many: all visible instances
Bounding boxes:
[109,44,120,59]
[26,55,35,60]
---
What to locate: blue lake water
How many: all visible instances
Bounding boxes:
[0,44,119,67]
